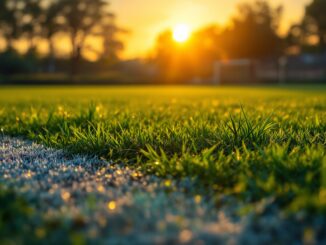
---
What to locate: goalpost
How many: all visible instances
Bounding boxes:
[212,59,254,85]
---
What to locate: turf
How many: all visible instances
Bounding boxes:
[0,86,325,214]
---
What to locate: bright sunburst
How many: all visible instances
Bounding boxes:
[173,24,190,43]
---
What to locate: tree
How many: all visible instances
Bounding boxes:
[57,0,113,75]
[190,25,224,76]
[221,0,283,59]
[21,0,43,50]
[0,0,24,49]
[99,14,125,64]
[305,0,326,50]
[40,0,64,72]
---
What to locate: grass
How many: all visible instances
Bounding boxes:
[0,186,91,244]
[0,86,325,215]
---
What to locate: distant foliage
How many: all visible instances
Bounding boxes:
[0,0,124,76]
[287,0,326,52]
[152,0,284,83]
[221,0,283,59]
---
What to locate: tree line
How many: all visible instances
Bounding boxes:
[152,0,326,82]
[0,0,123,75]
[0,0,325,81]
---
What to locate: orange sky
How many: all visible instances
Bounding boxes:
[0,0,312,60]
[111,0,311,59]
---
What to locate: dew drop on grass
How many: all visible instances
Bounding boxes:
[164,180,172,187]
[61,191,71,201]
[97,185,105,193]
[179,229,193,243]
[194,195,202,204]
[107,201,116,211]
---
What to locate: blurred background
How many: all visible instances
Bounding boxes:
[0,0,325,85]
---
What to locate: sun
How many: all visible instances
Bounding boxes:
[173,24,190,43]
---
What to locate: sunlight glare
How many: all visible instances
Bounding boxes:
[173,24,190,43]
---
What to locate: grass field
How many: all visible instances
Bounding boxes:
[0,86,326,242]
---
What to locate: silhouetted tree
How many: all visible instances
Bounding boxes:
[0,0,24,49]
[286,0,326,53]
[40,0,64,72]
[99,15,125,64]
[287,24,304,48]
[221,0,283,59]
[22,0,43,50]
[57,0,114,75]
[305,0,326,50]
[190,25,224,76]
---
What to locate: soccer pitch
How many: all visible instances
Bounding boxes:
[0,86,325,243]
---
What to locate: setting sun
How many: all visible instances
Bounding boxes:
[173,24,191,43]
